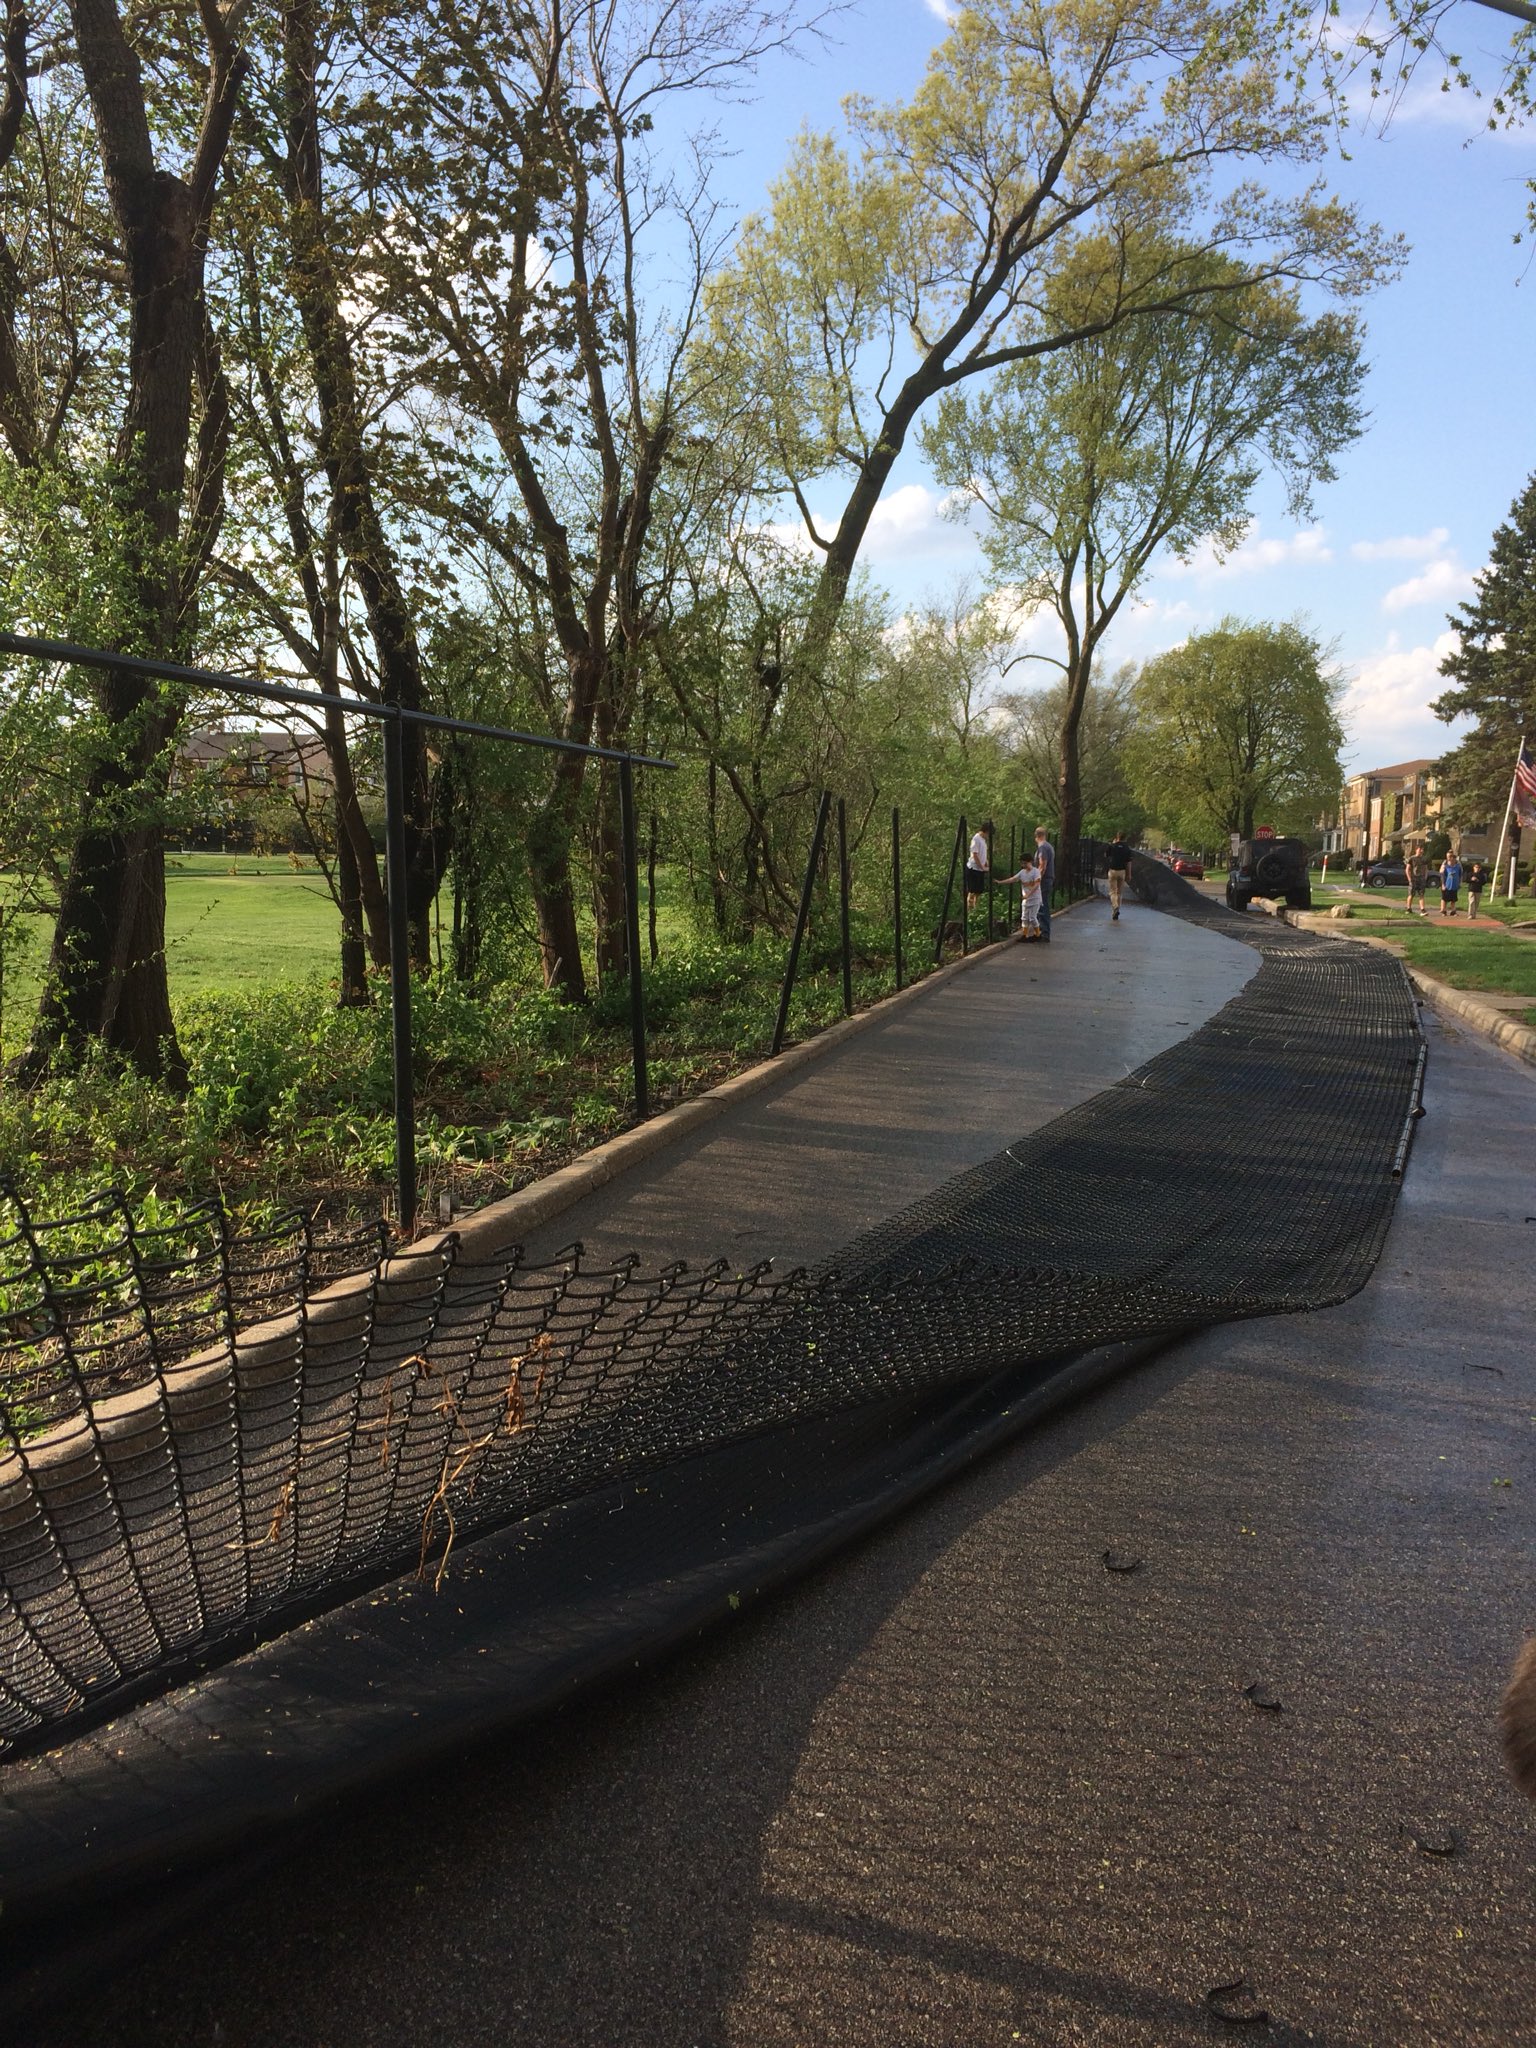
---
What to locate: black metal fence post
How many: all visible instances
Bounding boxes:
[959,814,969,955]
[837,798,852,1016]
[892,806,903,992]
[934,815,964,966]
[772,791,832,1056]
[382,708,417,1235]
[619,756,649,1120]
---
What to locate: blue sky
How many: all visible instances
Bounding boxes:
[695,0,1536,775]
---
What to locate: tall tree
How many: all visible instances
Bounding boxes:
[352,0,824,1001]
[708,0,1397,667]
[15,0,247,1080]
[921,250,1365,849]
[1126,618,1344,843]
[995,665,1145,837]
[1432,471,1536,831]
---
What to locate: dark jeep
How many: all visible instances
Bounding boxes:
[1226,835,1312,913]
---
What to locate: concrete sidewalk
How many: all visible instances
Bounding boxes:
[26,915,1536,2048]
[509,894,1253,1272]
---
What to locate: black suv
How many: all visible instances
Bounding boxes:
[1226,835,1312,913]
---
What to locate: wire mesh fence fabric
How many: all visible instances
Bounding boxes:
[0,884,1422,1760]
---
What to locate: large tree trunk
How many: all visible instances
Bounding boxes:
[24,0,245,1082]
[333,809,369,1006]
[1056,652,1089,858]
[527,757,587,997]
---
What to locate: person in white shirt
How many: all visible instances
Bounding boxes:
[997,854,1042,936]
[965,820,993,911]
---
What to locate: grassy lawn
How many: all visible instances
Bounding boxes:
[162,855,344,994]
[2,855,346,1057]
[1330,914,1536,999]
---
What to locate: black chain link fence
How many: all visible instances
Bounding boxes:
[0,872,1422,1763]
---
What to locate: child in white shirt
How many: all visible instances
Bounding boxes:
[998,856,1043,936]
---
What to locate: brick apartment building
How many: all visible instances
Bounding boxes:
[1320,759,1497,867]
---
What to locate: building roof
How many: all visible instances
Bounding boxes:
[1349,758,1436,783]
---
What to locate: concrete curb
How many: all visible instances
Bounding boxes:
[445,900,1088,1263]
[1270,905,1536,1072]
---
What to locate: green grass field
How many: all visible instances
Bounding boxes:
[162,855,344,992]
[1328,904,1536,999]
[1,855,346,1055]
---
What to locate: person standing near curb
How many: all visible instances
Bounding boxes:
[1439,848,1463,917]
[1466,858,1488,918]
[1105,834,1133,920]
[965,820,992,913]
[1034,825,1056,942]
[1407,845,1430,917]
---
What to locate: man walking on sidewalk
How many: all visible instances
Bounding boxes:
[1034,825,1056,941]
[1105,834,1133,920]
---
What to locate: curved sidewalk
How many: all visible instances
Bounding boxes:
[507,897,1255,1272]
[22,901,1534,2046]
[25,932,1536,2048]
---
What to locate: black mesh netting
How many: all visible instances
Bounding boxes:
[0,872,1422,1767]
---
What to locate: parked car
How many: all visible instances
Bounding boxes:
[1170,854,1205,879]
[1362,860,1409,888]
[1227,835,1312,912]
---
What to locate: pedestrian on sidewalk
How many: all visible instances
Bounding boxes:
[1034,825,1056,941]
[997,852,1043,937]
[1407,845,1430,916]
[1439,849,1463,916]
[1466,858,1488,917]
[965,821,992,913]
[1105,834,1134,920]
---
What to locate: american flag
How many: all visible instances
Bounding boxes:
[1516,740,1536,832]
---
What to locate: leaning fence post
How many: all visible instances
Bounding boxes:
[959,814,969,954]
[619,756,649,1120]
[892,806,903,991]
[935,815,964,966]
[772,791,832,1056]
[383,707,417,1236]
[837,798,853,1016]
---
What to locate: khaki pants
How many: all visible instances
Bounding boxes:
[1108,868,1126,910]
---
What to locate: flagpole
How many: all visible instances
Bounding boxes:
[1488,734,1525,907]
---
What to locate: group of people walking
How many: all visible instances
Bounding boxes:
[965,821,1143,939]
[965,822,1056,941]
[1403,847,1488,918]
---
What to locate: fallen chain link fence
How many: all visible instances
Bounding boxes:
[0,873,1423,1763]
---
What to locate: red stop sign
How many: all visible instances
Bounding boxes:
[1254,825,1275,839]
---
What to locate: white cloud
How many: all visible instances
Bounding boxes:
[1343,630,1465,768]
[1125,595,1202,629]
[1162,522,1333,580]
[1381,557,1476,614]
[861,482,976,562]
[1350,527,1449,563]
[922,0,958,19]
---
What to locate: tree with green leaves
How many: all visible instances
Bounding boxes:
[7,0,248,1082]
[1127,619,1344,844]
[707,0,1397,668]
[921,249,1366,849]
[343,0,829,1001]
[994,665,1146,840]
[1432,471,1536,834]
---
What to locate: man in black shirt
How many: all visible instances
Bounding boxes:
[1105,835,1134,920]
